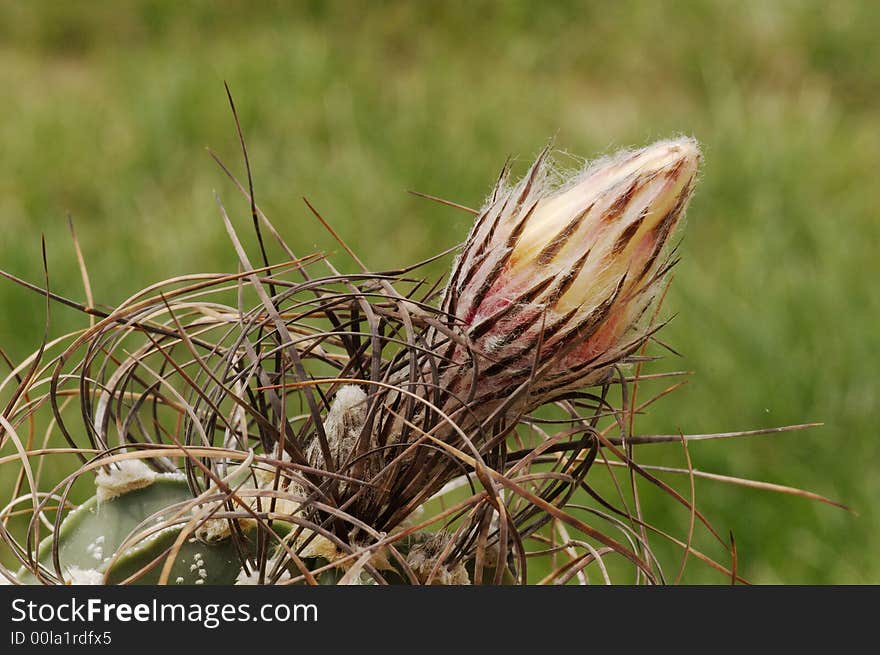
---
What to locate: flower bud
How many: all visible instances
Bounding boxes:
[441,137,701,406]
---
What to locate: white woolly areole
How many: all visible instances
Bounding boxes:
[95,459,157,502]
[235,556,293,586]
[65,566,104,585]
[309,384,368,467]
[234,568,261,585]
[192,512,258,544]
[296,533,341,562]
[324,385,368,439]
[195,516,234,543]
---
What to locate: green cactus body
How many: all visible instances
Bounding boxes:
[19,476,251,584]
[16,474,375,585]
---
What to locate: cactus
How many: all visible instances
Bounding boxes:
[17,471,377,585]
[18,475,240,584]
[0,118,843,586]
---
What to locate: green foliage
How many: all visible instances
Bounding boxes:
[0,1,877,583]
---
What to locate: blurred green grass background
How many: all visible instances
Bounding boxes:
[1,1,877,583]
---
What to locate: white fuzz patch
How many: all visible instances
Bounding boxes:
[309,385,367,468]
[324,384,368,447]
[65,566,104,585]
[194,515,233,543]
[234,568,260,585]
[296,533,341,562]
[294,532,394,573]
[95,459,157,502]
[193,502,260,543]
[235,556,293,586]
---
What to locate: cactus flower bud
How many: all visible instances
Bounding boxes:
[441,137,701,408]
